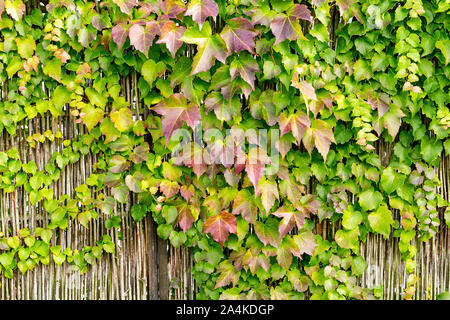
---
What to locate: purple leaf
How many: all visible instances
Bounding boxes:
[220,17,258,54]
[129,21,159,56]
[185,0,219,29]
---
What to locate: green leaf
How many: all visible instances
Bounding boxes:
[16,35,36,59]
[110,108,133,132]
[81,105,104,131]
[142,59,166,86]
[85,87,107,108]
[368,205,394,238]
[436,39,450,65]
[342,206,362,230]
[131,204,147,222]
[5,0,25,21]
[380,167,406,195]
[335,228,360,251]
[358,189,383,212]
[180,22,228,75]
[52,86,71,111]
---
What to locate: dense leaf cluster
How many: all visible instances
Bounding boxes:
[0,0,449,299]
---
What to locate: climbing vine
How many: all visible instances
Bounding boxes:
[0,0,449,300]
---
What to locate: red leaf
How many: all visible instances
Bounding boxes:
[159,180,180,198]
[302,119,336,161]
[185,0,219,29]
[279,112,311,145]
[174,142,209,177]
[153,93,201,143]
[177,203,199,232]
[232,189,258,224]
[220,17,258,54]
[156,20,186,58]
[245,147,271,190]
[180,184,195,202]
[272,206,307,239]
[129,21,159,56]
[202,211,237,247]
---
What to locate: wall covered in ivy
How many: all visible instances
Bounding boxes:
[0,0,449,300]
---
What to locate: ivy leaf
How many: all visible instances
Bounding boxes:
[156,21,186,58]
[302,119,336,161]
[254,218,280,247]
[185,0,219,29]
[249,90,278,126]
[141,59,166,86]
[279,111,311,145]
[214,260,240,289]
[232,189,258,224]
[15,35,36,59]
[242,248,270,274]
[5,0,25,21]
[202,211,237,247]
[177,203,199,232]
[245,147,271,190]
[230,53,259,90]
[289,230,317,258]
[160,180,180,198]
[111,23,129,50]
[91,14,110,31]
[380,104,405,139]
[204,92,240,121]
[380,167,406,194]
[174,143,209,178]
[358,189,383,212]
[335,228,360,250]
[292,80,317,103]
[342,206,363,230]
[43,58,62,82]
[129,21,159,57]
[100,117,121,144]
[270,4,311,45]
[436,39,450,65]
[420,136,443,165]
[288,270,310,293]
[160,0,186,19]
[153,93,201,143]
[112,0,136,15]
[368,92,390,118]
[180,184,195,202]
[180,22,228,75]
[220,17,258,54]
[125,175,141,193]
[368,205,394,239]
[256,177,279,213]
[110,108,133,132]
[80,105,104,132]
[272,206,307,239]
